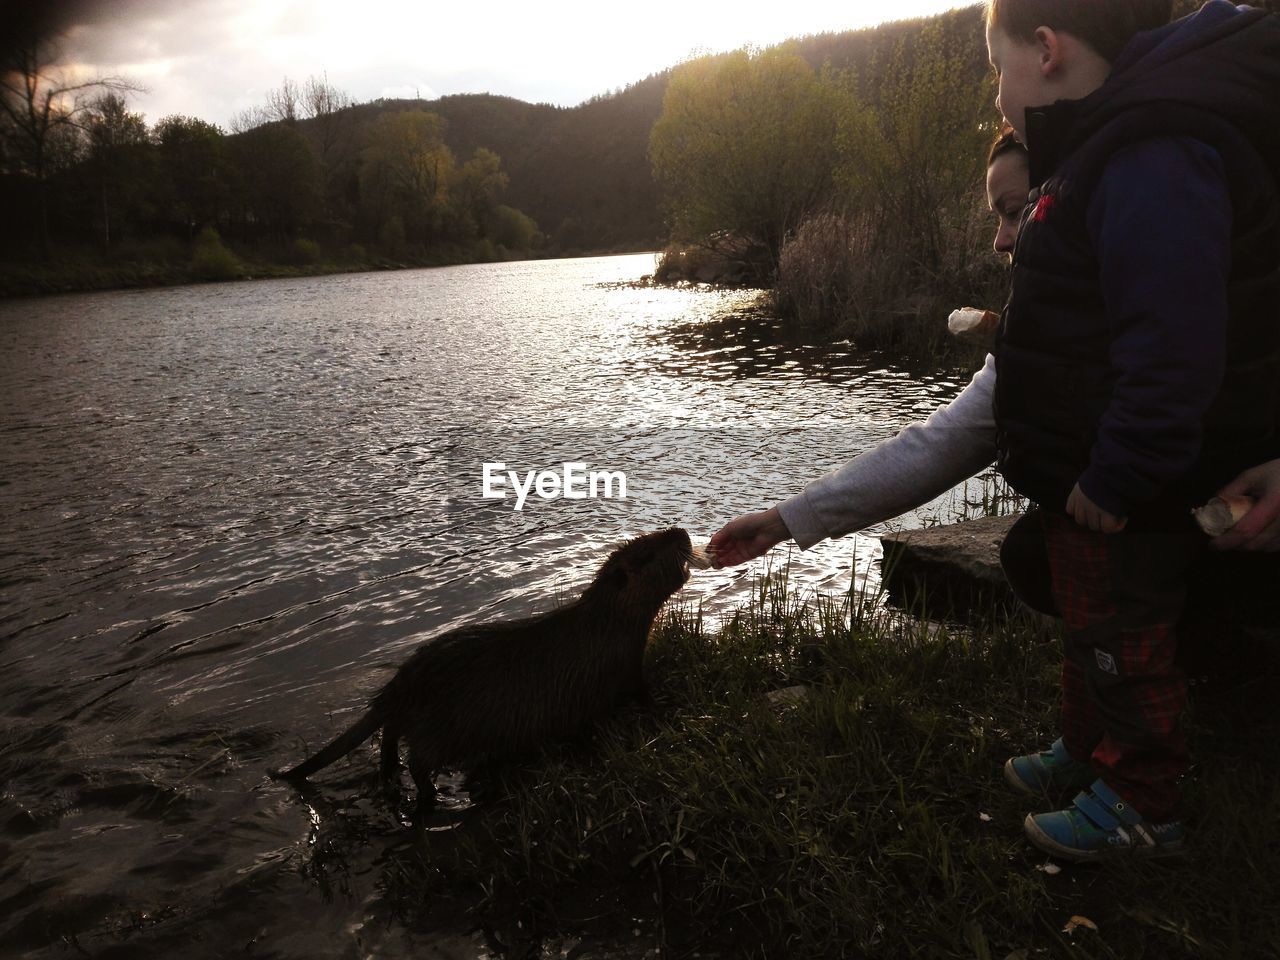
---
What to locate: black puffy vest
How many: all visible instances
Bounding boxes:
[994,5,1280,524]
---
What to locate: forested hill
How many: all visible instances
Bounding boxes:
[301,4,991,254]
[347,73,671,253]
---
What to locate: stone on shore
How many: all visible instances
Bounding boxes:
[878,514,1021,621]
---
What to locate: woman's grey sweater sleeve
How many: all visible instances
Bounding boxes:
[777,354,999,549]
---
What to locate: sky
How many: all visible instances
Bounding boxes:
[37,0,975,129]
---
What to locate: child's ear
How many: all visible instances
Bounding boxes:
[1034,26,1066,76]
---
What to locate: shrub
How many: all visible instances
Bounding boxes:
[654,240,766,285]
[654,244,702,283]
[775,210,872,337]
[189,226,242,281]
[776,207,1002,361]
[289,237,323,265]
[491,204,540,251]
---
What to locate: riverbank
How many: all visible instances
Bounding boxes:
[0,242,657,299]
[375,567,1279,959]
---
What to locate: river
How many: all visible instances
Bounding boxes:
[0,254,997,957]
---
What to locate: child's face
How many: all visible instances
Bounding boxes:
[986,21,1052,143]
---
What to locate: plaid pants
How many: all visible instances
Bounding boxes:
[1007,510,1206,822]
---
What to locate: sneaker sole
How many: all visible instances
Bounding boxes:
[1023,814,1187,863]
[1003,758,1095,798]
[1003,758,1039,796]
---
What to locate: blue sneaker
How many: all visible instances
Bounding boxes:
[1024,779,1186,862]
[1004,738,1095,797]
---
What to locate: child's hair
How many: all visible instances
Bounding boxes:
[986,0,1174,63]
[988,125,1029,167]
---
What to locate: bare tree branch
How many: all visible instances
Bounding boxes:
[265,76,300,124]
[0,31,144,254]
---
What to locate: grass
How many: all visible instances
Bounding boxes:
[352,567,1280,959]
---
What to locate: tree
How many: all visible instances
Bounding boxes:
[228,74,357,229]
[229,104,270,134]
[153,114,228,237]
[266,76,300,125]
[834,21,995,289]
[359,110,455,248]
[0,31,140,255]
[491,204,540,251]
[649,46,842,271]
[230,76,301,134]
[450,147,509,239]
[300,73,356,219]
[83,92,151,248]
[230,121,321,238]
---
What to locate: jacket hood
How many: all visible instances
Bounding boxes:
[1026,2,1280,183]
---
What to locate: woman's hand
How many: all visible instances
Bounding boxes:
[1211,459,1280,552]
[708,507,792,568]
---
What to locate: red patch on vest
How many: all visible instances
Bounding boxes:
[1032,193,1057,222]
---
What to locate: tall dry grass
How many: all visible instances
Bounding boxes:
[775,201,1009,359]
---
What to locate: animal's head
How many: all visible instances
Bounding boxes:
[589,527,700,612]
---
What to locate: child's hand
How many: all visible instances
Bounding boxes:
[1209,459,1280,552]
[1066,482,1128,533]
[708,507,791,568]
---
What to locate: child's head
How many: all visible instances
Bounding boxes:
[985,0,1173,140]
[986,128,1029,259]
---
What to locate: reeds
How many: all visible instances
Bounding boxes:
[773,204,1008,365]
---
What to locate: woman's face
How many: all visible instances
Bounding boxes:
[986,151,1030,260]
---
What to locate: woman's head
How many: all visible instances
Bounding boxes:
[986,129,1030,259]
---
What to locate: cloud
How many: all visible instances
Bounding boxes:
[20,0,970,129]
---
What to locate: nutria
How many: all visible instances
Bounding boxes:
[275,527,706,822]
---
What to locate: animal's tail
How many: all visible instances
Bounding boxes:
[273,707,383,781]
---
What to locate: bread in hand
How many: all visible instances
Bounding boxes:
[1191,495,1255,537]
[947,307,1000,341]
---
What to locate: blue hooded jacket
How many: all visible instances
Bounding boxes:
[994,1,1280,525]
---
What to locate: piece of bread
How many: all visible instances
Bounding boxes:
[1190,495,1255,537]
[689,544,715,569]
[947,307,1000,340]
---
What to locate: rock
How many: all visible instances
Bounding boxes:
[878,514,1022,622]
[765,685,809,707]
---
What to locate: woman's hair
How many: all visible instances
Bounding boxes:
[988,126,1028,167]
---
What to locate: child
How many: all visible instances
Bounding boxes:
[985,0,1280,859]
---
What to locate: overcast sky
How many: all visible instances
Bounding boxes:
[41,0,974,129]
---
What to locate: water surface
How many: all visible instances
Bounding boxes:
[0,254,996,957]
